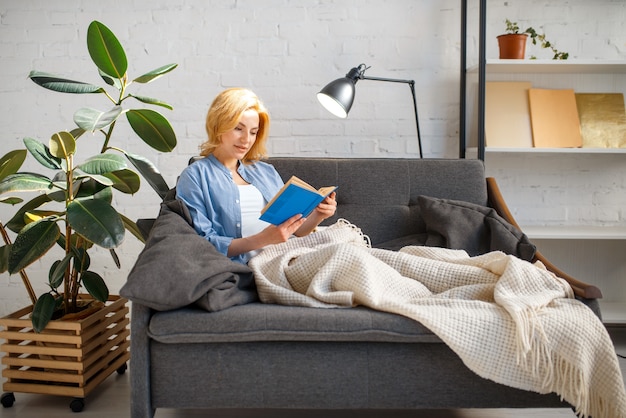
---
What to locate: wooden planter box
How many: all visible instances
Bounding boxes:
[0,295,129,409]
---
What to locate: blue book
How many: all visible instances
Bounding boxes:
[260,176,337,225]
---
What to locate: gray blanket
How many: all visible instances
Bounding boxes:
[120,190,258,311]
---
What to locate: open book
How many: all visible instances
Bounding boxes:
[260,176,337,225]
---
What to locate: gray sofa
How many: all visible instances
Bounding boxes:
[126,157,601,418]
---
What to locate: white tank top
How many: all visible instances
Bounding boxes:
[238,184,270,258]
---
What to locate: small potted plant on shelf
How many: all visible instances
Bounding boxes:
[0,20,177,412]
[497,19,569,60]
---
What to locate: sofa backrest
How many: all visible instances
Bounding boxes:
[267,158,487,246]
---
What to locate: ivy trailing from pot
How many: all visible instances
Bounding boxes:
[498,19,569,60]
[0,21,177,332]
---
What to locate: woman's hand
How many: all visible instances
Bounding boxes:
[227,214,305,257]
[314,192,337,219]
[265,214,308,243]
[295,192,337,237]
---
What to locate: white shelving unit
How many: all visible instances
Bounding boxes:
[465,59,626,325]
[470,59,626,74]
[522,226,626,325]
[522,225,626,240]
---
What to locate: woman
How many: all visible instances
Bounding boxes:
[176,88,337,264]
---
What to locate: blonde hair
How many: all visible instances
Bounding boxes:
[200,88,270,162]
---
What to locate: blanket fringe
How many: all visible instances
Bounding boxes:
[521,332,623,418]
[333,218,371,248]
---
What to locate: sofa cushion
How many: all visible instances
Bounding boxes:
[374,233,428,251]
[268,158,489,246]
[418,195,536,261]
[148,303,441,344]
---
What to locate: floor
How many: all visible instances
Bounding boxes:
[1,328,625,418]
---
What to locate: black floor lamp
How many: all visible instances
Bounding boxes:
[317,63,423,158]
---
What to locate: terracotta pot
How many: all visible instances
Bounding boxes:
[497,33,528,59]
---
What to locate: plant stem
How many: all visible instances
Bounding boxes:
[64,153,74,313]
[101,120,117,153]
[71,235,86,305]
[100,76,126,154]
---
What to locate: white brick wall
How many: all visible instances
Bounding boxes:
[0,0,625,316]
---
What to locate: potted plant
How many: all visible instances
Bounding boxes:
[0,20,177,411]
[497,19,569,60]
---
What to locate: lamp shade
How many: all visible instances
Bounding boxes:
[316,76,357,118]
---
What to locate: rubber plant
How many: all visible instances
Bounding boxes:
[0,21,177,332]
[503,19,569,60]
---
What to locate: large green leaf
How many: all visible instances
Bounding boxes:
[103,169,140,194]
[87,21,127,79]
[67,199,124,249]
[81,271,109,302]
[29,71,104,94]
[133,63,178,84]
[78,153,127,175]
[74,105,123,132]
[0,150,27,181]
[5,194,53,233]
[109,248,120,268]
[8,219,60,274]
[75,179,113,202]
[32,293,57,333]
[70,127,86,140]
[128,94,173,110]
[120,213,146,243]
[23,138,62,170]
[98,68,122,89]
[49,256,70,289]
[0,173,53,195]
[126,109,177,153]
[74,172,114,187]
[124,152,170,199]
[49,131,76,159]
[0,197,22,205]
[72,246,91,273]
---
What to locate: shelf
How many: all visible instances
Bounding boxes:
[467,59,626,74]
[599,302,626,325]
[466,147,626,155]
[521,225,626,240]
[488,147,626,154]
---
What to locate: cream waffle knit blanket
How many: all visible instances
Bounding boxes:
[249,220,626,418]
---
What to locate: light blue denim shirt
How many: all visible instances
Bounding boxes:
[175,154,284,264]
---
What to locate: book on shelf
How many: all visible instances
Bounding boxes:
[575,93,626,148]
[485,81,533,148]
[260,176,337,225]
[528,88,583,148]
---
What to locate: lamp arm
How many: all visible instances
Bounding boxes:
[361,75,414,84]
[361,75,423,158]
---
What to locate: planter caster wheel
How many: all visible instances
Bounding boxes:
[117,362,128,375]
[70,397,85,413]
[1,392,15,408]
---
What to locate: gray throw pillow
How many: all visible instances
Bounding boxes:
[418,195,536,261]
[121,194,258,311]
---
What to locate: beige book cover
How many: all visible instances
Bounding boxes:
[575,93,626,148]
[485,81,533,148]
[528,88,583,148]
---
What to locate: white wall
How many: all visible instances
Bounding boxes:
[0,0,625,316]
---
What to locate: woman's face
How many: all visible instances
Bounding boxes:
[216,109,260,162]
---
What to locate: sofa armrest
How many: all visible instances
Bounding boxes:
[486,177,602,300]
